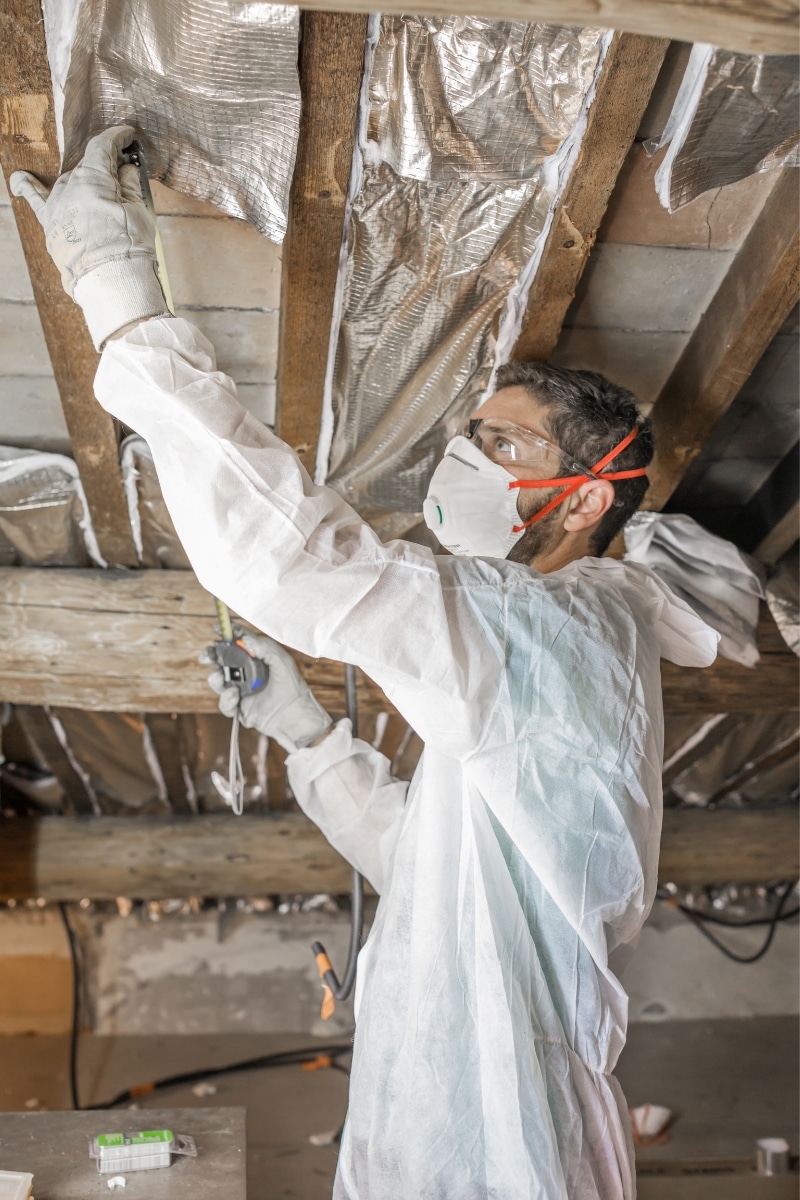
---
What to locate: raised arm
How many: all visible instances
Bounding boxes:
[11,125,501,757]
[97,317,499,757]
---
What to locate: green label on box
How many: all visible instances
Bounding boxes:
[97,1130,173,1148]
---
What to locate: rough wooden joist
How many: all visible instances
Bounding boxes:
[1,805,796,900]
[513,33,669,362]
[276,11,368,476]
[659,608,798,715]
[742,444,800,560]
[0,568,797,715]
[289,0,797,57]
[645,170,800,512]
[756,499,800,566]
[0,0,138,568]
[0,567,384,717]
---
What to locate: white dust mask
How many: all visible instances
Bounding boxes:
[423,436,524,558]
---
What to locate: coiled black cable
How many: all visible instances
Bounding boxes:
[665,881,798,964]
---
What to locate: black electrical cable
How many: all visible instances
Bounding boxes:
[84,1044,353,1111]
[58,902,81,1111]
[673,881,798,964]
[674,902,799,928]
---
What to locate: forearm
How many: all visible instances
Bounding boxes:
[287,720,409,894]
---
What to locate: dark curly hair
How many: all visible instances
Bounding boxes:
[493,361,653,555]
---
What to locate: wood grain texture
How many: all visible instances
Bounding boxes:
[1,805,795,899]
[286,0,798,56]
[657,806,799,886]
[513,34,669,362]
[276,12,368,474]
[0,568,388,716]
[0,568,796,715]
[0,0,138,567]
[645,170,800,512]
[660,608,799,715]
[755,499,800,566]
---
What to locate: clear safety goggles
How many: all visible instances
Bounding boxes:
[467,417,648,532]
[466,417,593,479]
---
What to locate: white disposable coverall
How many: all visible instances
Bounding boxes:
[95,318,719,1200]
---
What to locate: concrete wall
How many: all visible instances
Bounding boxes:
[550,146,778,411]
[0,902,795,1038]
[0,172,281,453]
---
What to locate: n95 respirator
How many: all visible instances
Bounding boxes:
[423,436,525,559]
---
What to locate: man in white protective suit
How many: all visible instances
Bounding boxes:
[12,127,719,1200]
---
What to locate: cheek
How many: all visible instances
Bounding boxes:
[514,485,558,521]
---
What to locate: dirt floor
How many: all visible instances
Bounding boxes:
[1,1018,797,1198]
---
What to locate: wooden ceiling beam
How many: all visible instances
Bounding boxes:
[0,567,796,715]
[755,498,800,566]
[644,170,800,513]
[288,0,796,57]
[1,805,796,900]
[0,0,138,567]
[276,11,368,477]
[513,32,669,363]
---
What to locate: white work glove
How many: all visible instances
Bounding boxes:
[203,631,332,755]
[9,125,170,350]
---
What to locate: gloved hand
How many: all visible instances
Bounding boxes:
[10,125,170,350]
[203,630,332,755]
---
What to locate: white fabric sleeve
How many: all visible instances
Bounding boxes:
[74,259,171,350]
[287,720,409,895]
[95,317,501,759]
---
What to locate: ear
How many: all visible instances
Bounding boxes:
[562,479,615,534]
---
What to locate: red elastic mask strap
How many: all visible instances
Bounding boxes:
[509,425,647,533]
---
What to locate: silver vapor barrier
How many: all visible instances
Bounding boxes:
[766,547,800,659]
[649,45,799,211]
[0,447,104,568]
[3,705,266,815]
[666,712,799,809]
[42,0,301,242]
[320,19,609,533]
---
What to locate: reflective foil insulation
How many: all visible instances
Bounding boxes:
[651,45,799,211]
[322,19,608,533]
[42,0,301,242]
[0,447,104,567]
[665,710,799,809]
[765,547,800,659]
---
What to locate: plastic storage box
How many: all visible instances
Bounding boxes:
[89,1130,196,1174]
[0,1172,34,1200]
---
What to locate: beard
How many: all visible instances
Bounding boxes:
[505,485,563,565]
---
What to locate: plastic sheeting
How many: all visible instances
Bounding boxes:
[121,435,191,569]
[322,19,608,531]
[0,446,104,568]
[42,0,301,242]
[649,45,799,212]
[624,512,765,667]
